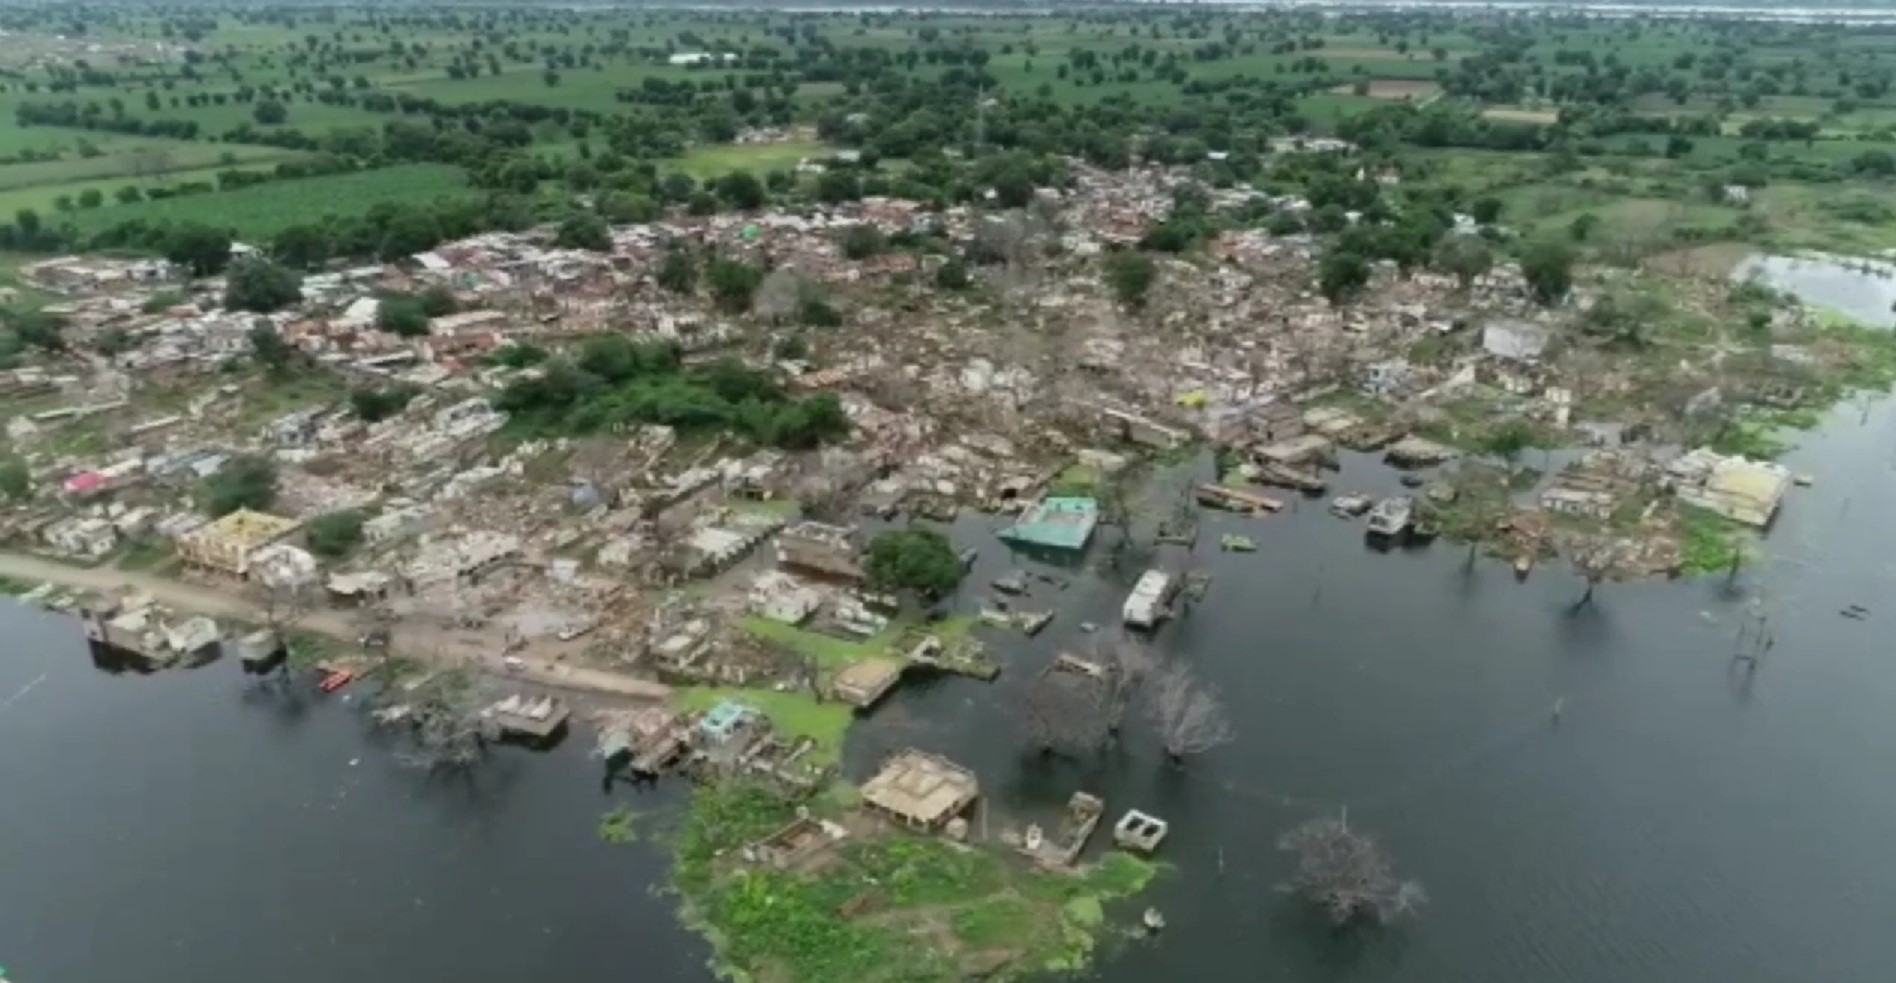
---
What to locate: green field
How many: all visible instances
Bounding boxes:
[54,164,472,239]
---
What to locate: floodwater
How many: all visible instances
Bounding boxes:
[1733,253,1896,328]
[10,400,1896,983]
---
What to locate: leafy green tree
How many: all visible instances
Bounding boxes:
[935,258,970,290]
[376,210,443,261]
[0,455,29,501]
[555,211,611,252]
[418,285,458,317]
[1470,197,1505,225]
[1521,239,1576,306]
[3,306,65,351]
[202,455,278,516]
[866,528,964,596]
[224,256,302,313]
[815,169,861,204]
[252,99,288,125]
[306,510,366,558]
[714,170,766,210]
[163,223,234,277]
[247,324,293,373]
[838,223,884,260]
[1318,249,1370,303]
[1482,419,1536,471]
[600,192,659,224]
[656,247,698,294]
[77,188,103,209]
[350,385,416,422]
[706,258,762,313]
[272,225,330,269]
[1103,251,1155,310]
[376,294,430,336]
[1432,234,1493,288]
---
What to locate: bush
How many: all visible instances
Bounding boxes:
[202,455,278,516]
[1103,251,1154,310]
[866,528,963,595]
[224,256,302,313]
[306,510,366,558]
[376,294,430,336]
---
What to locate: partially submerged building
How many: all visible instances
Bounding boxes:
[999,497,1099,552]
[860,749,980,832]
[1667,448,1792,528]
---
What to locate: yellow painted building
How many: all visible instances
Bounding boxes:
[176,509,301,577]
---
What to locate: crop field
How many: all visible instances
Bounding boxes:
[54,164,472,240]
[0,5,1887,271]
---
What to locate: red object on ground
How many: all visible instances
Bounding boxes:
[319,670,355,693]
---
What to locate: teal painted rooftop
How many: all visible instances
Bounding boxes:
[1000,497,1100,550]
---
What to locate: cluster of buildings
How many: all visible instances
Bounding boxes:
[0,153,1830,686]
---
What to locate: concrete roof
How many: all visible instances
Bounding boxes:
[861,750,978,826]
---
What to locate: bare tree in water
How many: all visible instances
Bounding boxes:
[1570,538,1619,610]
[1018,663,1113,757]
[390,669,500,773]
[1278,812,1427,927]
[1098,635,1156,732]
[1146,661,1233,765]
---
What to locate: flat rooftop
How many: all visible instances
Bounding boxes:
[861,749,979,828]
[999,497,1099,551]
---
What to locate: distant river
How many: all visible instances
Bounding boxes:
[10,399,1896,983]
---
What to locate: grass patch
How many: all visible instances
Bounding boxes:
[676,685,854,767]
[1049,461,1103,498]
[284,630,352,670]
[1678,504,1751,576]
[739,615,905,672]
[0,574,39,596]
[113,536,174,573]
[599,806,643,845]
[675,778,1161,983]
[671,140,830,179]
[63,164,473,240]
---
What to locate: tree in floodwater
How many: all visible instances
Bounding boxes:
[1278,812,1427,927]
[1099,635,1156,732]
[388,670,500,773]
[1018,660,1114,757]
[1569,538,1620,610]
[1145,661,1233,765]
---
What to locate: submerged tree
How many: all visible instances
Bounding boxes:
[1278,813,1427,927]
[1146,661,1233,765]
[391,670,500,773]
[1019,663,1114,757]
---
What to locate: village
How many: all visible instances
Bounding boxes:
[0,149,1864,977]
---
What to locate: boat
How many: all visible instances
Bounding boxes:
[1365,496,1414,537]
[1513,555,1533,579]
[1143,908,1168,932]
[319,669,356,693]
[1219,534,1257,552]
[1330,493,1373,517]
[991,573,1029,595]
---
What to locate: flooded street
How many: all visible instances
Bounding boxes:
[8,401,1896,983]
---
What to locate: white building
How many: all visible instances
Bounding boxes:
[748,571,824,626]
[1122,569,1178,629]
[44,516,118,559]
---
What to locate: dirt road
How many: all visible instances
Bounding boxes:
[0,551,671,701]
